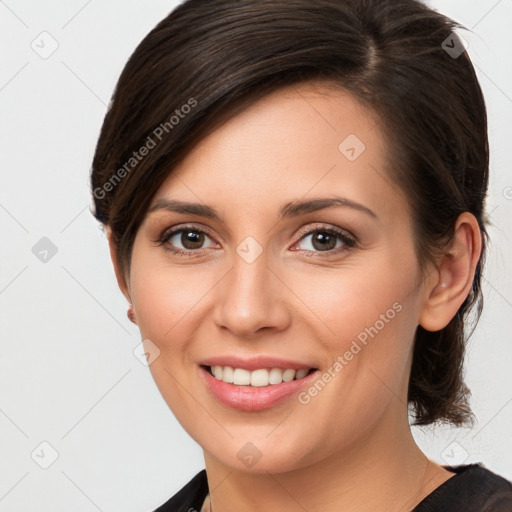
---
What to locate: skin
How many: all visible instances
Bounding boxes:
[108,81,482,511]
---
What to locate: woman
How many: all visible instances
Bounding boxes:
[90,0,512,510]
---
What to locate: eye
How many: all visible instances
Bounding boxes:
[291,225,356,254]
[154,223,357,257]
[156,225,218,255]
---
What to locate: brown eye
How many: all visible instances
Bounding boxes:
[310,231,337,251]
[294,227,356,253]
[180,230,205,249]
[158,226,218,254]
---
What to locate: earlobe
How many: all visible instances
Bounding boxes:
[419,212,482,332]
[127,303,137,324]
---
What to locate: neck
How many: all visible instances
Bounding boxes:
[202,404,453,512]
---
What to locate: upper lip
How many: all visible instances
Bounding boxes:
[200,355,317,371]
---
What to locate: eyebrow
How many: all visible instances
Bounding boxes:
[148,196,377,221]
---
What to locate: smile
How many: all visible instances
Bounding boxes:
[199,363,320,411]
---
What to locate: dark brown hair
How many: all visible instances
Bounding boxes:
[90,0,489,426]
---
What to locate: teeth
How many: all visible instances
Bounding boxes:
[233,368,251,385]
[295,368,308,379]
[250,369,268,387]
[269,368,283,385]
[209,365,312,386]
[222,366,234,383]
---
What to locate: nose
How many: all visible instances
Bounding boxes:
[212,245,292,338]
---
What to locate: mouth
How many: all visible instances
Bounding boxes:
[199,363,320,411]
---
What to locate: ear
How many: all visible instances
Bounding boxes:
[106,226,131,304]
[419,212,482,332]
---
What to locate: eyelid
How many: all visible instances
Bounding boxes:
[293,222,356,244]
[155,222,216,243]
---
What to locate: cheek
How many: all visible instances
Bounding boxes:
[130,261,212,350]
[285,251,420,409]
[279,280,417,462]
[128,238,233,392]
[128,249,221,428]
[288,252,419,347]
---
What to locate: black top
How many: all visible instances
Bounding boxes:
[153,463,512,512]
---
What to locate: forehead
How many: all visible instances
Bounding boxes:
[151,82,406,222]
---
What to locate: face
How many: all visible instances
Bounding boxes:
[126,82,429,473]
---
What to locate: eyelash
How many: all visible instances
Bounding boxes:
[154,223,357,258]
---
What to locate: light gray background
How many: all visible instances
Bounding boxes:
[1,1,511,511]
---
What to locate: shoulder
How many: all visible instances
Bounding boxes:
[152,469,208,512]
[414,463,512,512]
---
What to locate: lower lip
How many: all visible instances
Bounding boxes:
[199,366,319,411]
